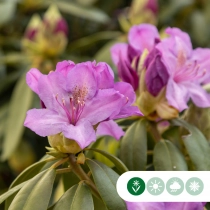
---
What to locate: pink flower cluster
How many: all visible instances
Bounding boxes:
[111,24,210,111]
[24,61,142,149]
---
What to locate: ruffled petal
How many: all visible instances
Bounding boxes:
[96,120,124,140]
[62,119,96,149]
[26,68,42,94]
[90,61,114,89]
[80,89,123,125]
[55,60,75,76]
[24,109,67,137]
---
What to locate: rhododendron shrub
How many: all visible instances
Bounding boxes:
[1,25,210,210]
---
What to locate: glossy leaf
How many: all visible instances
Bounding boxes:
[86,148,128,174]
[50,182,93,210]
[86,159,126,210]
[120,119,147,170]
[153,140,188,171]
[0,181,27,204]
[172,119,210,170]
[8,169,56,210]
[1,73,33,161]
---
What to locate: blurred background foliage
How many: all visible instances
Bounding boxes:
[1,0,210,207]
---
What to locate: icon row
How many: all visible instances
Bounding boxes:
[127,177,204,196]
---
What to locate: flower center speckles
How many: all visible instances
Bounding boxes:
[55,86,88,125]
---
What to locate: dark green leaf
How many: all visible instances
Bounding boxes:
[62,171,80,192]
[1,74,33,161]
[51,182,93,210]
[153,140,188,171]
[86,159,126,210]
[86,148,128,174]
[172,119,210,170]
[8,169,56,210]
[120,119,147,170]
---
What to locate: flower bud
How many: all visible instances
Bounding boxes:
[24,14,41,41]
[22,4,68,57]
[119,0,158,32]
[48,133,82,154]
[77,152,86,164]
[137,88,179,120]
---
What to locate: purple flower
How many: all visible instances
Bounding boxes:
[24,61,141,149]
[126,202,206,210]
[111,24,159,91]
[156,27,210,111]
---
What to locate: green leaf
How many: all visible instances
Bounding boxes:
[93,196,107,210]
[1,73,33,161]
[10,157,57,188]
[45,1,110,24]
[8,169,56,210]
[0,181,28,204]
[86,148,128,174]
[120,119,147,170]
[50,182,93,210]
[62,171,80,192]
[4,156,57,209]
[153,140,188,171]
[86,159,126,210]
[172,119,210,170]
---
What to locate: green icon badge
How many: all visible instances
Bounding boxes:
[166,177,184,196]
[147,177,165,195]
[127,177,145,196]
[186,177,204,196]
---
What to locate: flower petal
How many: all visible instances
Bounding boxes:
[38,71,68,113]
[165,27,192,58]
[66,63,97,100]
[128,24,159,53]
[126,202,165,210]
[185,82,210,108]
[114,82,136,105]
[26,68,42,94]
[80,89,123,125]
[62,119,96,149]
[96,120,124,140]
[24,109,67,137]
[55,60,75,76]
[166,79,189,111]
[165,202,205,210]
[89,61,114,89]
[117,52,139,91]
[111,43,128,65]
[114,106,143,119]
